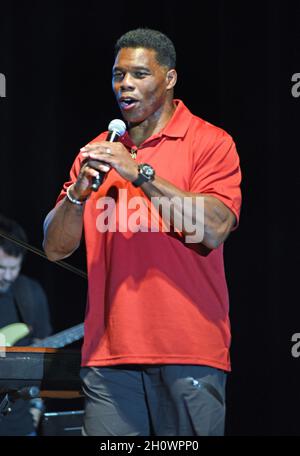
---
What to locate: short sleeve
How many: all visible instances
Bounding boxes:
[55,132,107,206]
[55,154,82,205]
[189,127,242,226]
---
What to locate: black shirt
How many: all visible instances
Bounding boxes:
[0,289,19,328]
[0,289,33,346]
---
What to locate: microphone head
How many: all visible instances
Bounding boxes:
[108,119,126,136]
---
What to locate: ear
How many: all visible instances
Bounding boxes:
[166,69,177,90]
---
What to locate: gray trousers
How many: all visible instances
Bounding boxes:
[80,364,226,436]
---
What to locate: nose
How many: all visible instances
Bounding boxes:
[120,73,135,90]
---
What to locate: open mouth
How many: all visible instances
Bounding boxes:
[119,98,139,111]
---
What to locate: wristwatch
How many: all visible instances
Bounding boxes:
[132,163,155,187]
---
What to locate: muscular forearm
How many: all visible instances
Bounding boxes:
[140,176,236,248]
[43,197,84,261]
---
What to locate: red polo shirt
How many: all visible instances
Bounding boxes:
[57,100,241,371]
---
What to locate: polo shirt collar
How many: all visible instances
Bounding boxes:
[121,99,192,147]
[161,99,192,138]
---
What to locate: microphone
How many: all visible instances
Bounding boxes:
[91,119,127,191]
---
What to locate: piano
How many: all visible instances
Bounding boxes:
[0,347,82,407]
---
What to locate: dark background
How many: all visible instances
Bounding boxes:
[0,0,299,435]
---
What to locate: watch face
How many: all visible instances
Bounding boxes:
[141,164,154,178]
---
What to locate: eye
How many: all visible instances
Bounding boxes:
[112,72,123,81]
[134,71,148,78]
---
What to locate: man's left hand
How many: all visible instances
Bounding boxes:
[81,141,139,183]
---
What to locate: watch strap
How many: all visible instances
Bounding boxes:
[132,173,148,188]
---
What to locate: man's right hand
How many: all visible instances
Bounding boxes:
[43,148,111,262]
[72,155,111,200]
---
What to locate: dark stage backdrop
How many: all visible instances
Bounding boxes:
[0,0,299,435]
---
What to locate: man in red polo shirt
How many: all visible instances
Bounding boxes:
[43,28,241,436]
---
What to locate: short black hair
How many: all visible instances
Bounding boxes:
[114,28,176,69]
[0,214,27,258]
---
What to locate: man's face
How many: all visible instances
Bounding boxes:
[0,248,22,293]
[112,47,172,124]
